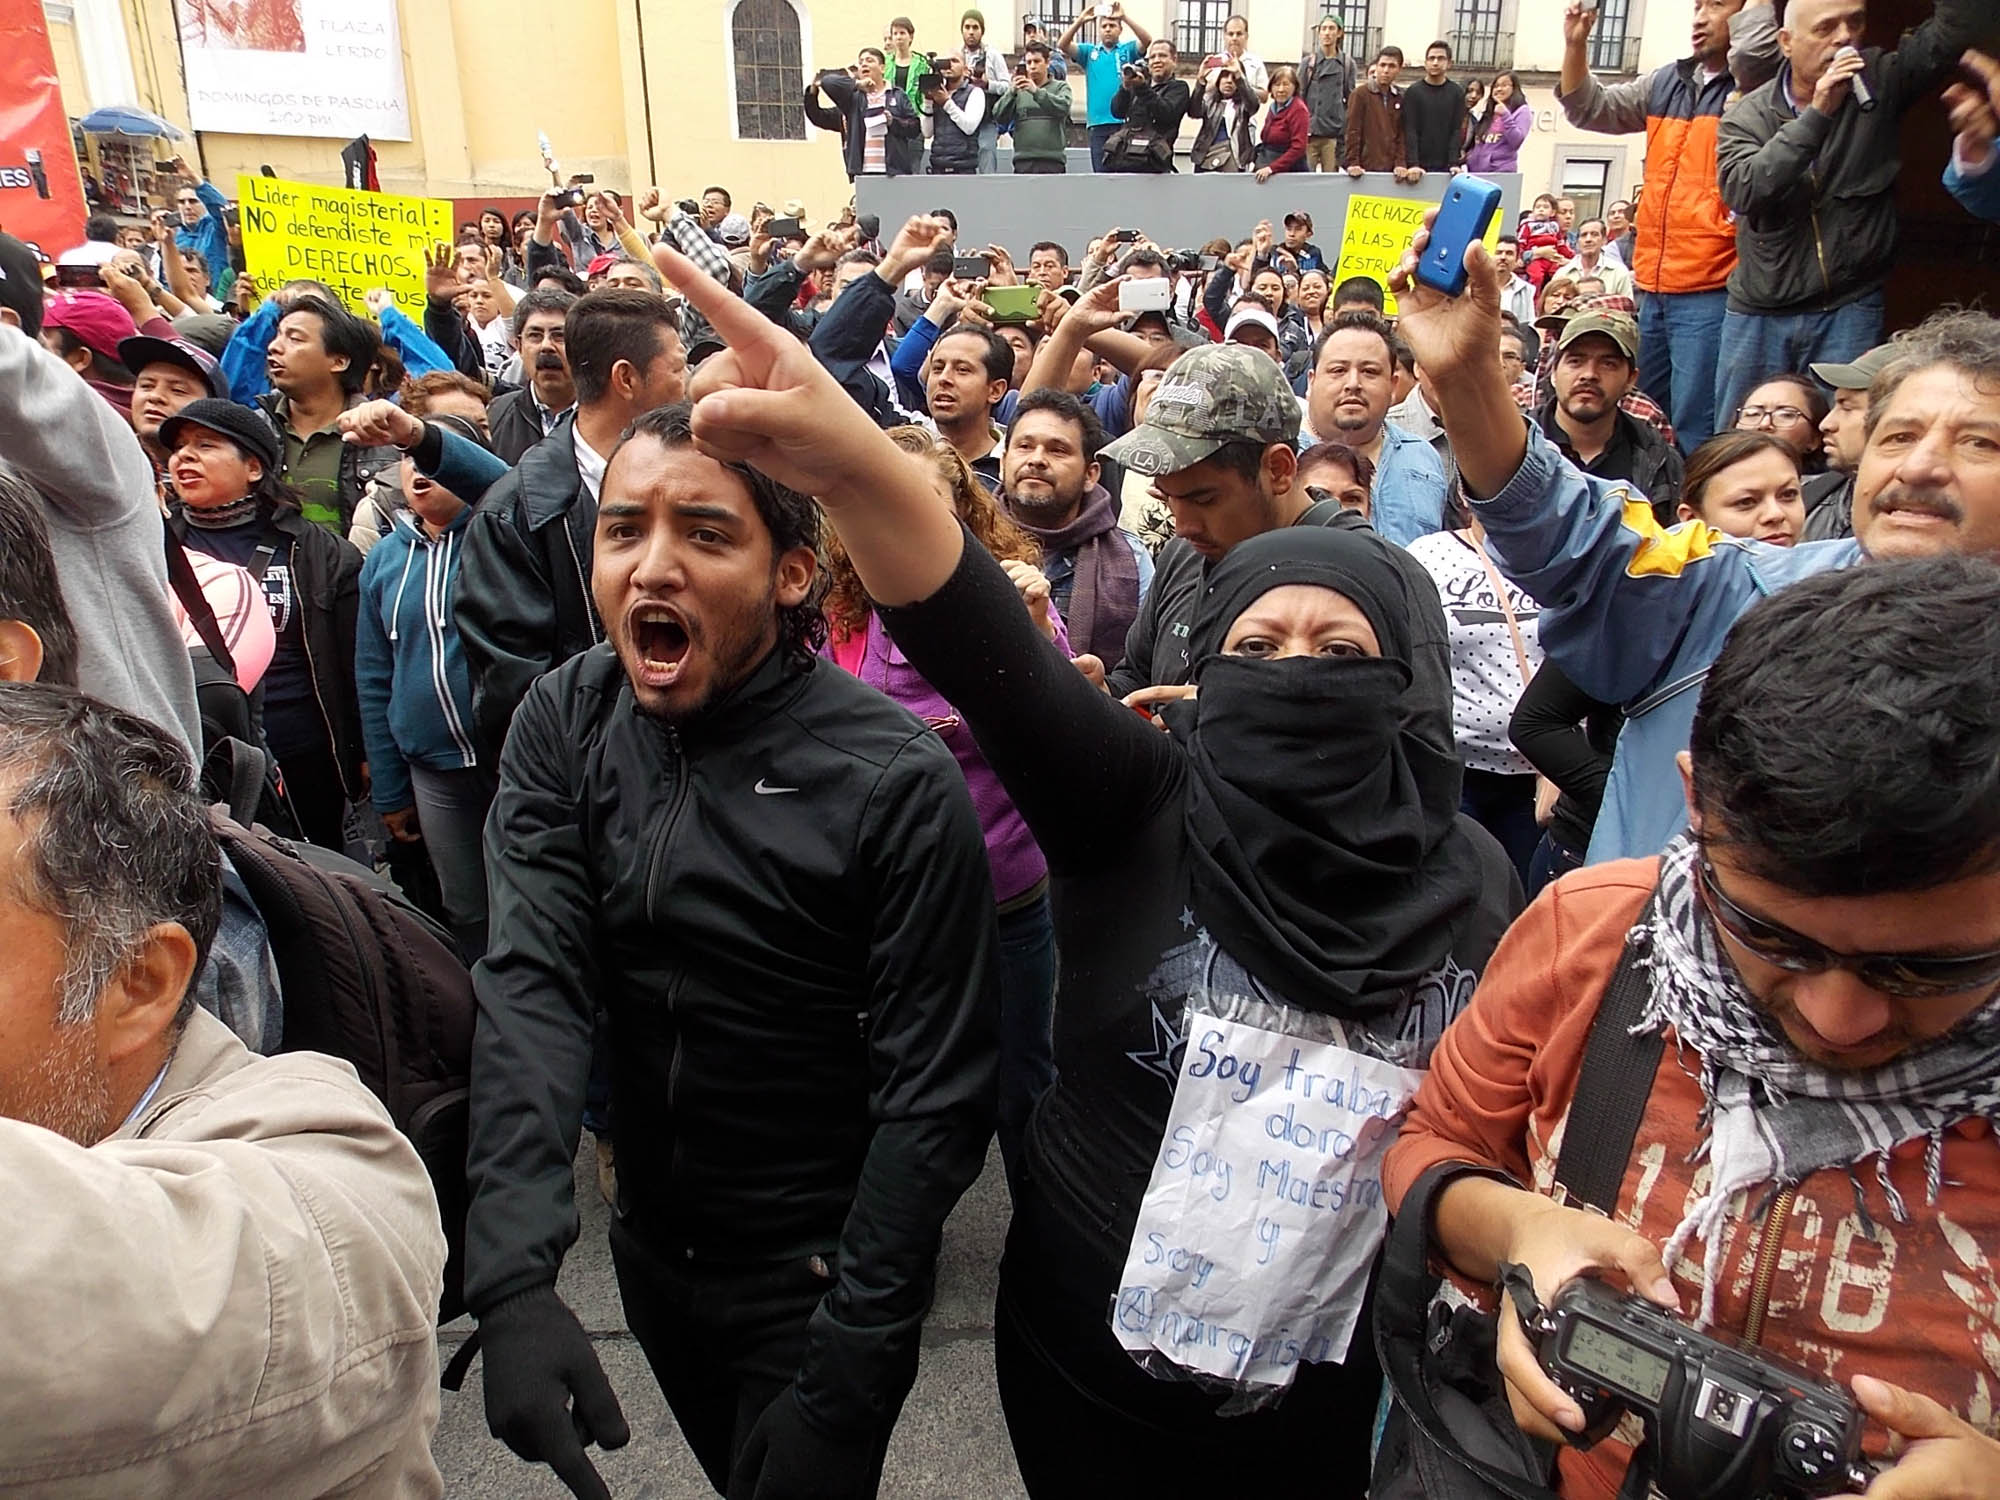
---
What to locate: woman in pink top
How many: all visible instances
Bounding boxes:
[1465,70,1531,174]
[824,427,1067,1187]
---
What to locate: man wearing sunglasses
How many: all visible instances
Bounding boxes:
[1387,555,2000,1499]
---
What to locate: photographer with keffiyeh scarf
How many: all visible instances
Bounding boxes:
[1386,556,2000,1500]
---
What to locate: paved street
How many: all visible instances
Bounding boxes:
[433,1136,1029,1499]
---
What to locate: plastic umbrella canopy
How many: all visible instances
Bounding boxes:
[76,105,186,139]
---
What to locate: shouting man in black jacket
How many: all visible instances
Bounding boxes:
[463,398,1000,1500]
[456,288,685,760]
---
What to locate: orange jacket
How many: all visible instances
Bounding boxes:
[1385,862,2000,1497]
[1559,59,1738,296]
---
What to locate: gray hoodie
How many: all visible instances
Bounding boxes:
[0,323,200,758]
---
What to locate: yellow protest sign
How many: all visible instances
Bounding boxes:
[236,174,451,317]
[1333,193,1500,316]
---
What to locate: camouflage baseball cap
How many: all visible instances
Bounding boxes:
[1099,343,1301,478]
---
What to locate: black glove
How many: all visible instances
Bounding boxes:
[727,1385,879,1500]
[478,1284,630,1500]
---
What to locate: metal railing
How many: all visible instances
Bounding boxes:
[1172,0,1233,61]
[1445,28,1514,70]
[1587,31,1643,74]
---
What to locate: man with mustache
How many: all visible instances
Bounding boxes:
[1536,308,1682,513]
[1394,220,2000,865]
[484,289,578,465]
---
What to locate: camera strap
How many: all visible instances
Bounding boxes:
[1551,895,1666,1215]
[1370,901,1670,1500]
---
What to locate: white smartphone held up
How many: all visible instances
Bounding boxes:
[1118,278,1173,314]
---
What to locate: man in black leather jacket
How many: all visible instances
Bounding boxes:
[463,401,999,1500]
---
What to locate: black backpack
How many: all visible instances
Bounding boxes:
[211,809,477,1324]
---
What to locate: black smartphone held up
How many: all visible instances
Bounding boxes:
[1415,176,1504,298]
[54,263,103,290]
[1111,227,1142,243]
[953,253,991,280]
[764,215,803,241]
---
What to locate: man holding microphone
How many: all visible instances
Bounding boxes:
[1711,0,1982,427]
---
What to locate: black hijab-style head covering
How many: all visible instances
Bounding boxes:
[1165,524,1487,1018]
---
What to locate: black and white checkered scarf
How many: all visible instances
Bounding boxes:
[1633,835,2000,1325]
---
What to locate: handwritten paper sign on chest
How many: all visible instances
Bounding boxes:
[1112,1012,1424,1392]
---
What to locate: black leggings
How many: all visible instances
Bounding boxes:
[993,1181,1382,1498]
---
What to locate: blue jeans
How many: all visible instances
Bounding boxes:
[978,119,1000,174]
[407,762,496,962]
[1637,288,1728,454]
[1715,289,1886,443]
[996,889,1056,1190]
[1089,123,1119,172]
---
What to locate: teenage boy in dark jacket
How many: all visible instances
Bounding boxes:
[1302,16,1359,170]
[1712,0,1983,425]
[464,401,998,1500]
[1344,46,1411,175]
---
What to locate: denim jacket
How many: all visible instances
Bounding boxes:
[1472,425,1860,863]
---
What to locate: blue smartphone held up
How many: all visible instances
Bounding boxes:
[1415,176,1504,298]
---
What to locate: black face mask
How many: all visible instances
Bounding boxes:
[1171,526,1487,1016]
[1186,652,1420,870]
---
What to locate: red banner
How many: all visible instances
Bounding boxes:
[0,0,88,257]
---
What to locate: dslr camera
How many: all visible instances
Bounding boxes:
[1525,1277,1871,1500]
[1168,249,1203,273]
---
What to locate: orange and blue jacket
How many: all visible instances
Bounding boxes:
[1559,57,1737,296]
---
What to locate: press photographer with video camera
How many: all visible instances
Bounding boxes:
[1379,550,2000,1500]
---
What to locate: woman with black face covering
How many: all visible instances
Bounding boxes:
[652,233,1523,1499]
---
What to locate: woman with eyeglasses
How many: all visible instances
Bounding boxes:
[1732,373,1830,473]
[823,427,1067,1189]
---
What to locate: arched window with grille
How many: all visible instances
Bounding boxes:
[731,0,807,142]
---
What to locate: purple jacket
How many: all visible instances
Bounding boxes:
[831,606,1068,904]
[1465,101,1531,175]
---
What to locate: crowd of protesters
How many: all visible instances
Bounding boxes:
[4,0,2000,1495]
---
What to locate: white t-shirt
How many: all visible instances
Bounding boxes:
[1404,530,1543,775]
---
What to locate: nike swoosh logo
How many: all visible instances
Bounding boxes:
[753,779,799,795]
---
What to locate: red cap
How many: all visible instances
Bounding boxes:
[42,289,140,365]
